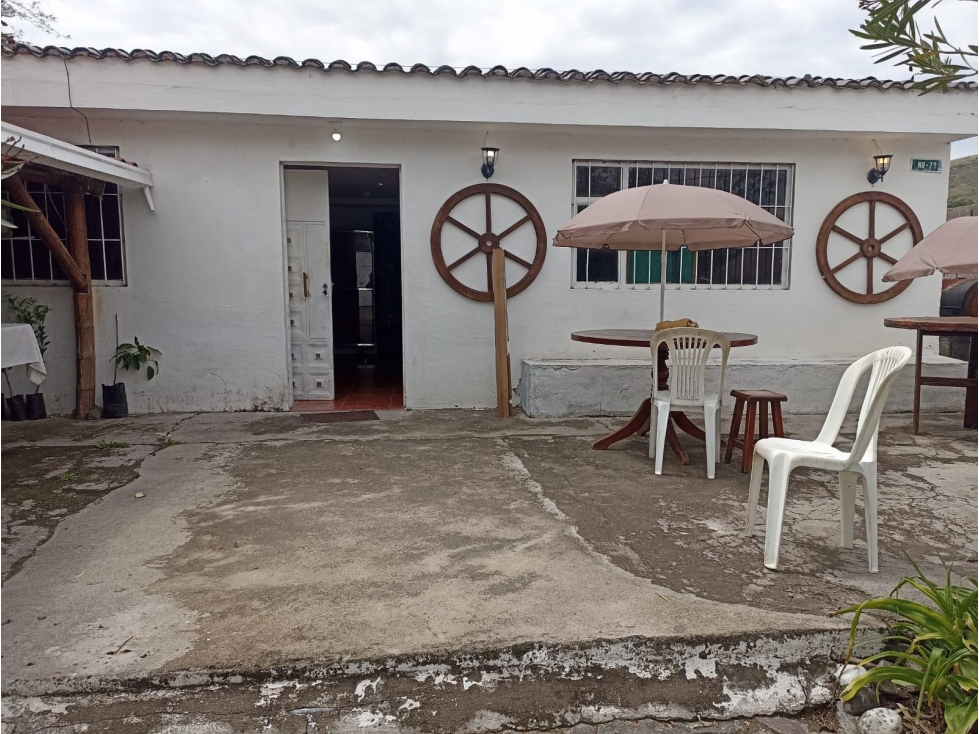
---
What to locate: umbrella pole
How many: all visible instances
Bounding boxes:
[659,231,667,324]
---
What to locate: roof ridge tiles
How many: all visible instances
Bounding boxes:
[2,42,976,91]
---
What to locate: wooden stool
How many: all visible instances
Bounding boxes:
[725,390,787,473]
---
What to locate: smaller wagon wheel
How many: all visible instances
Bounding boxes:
[816,191,923,305]
[431,183,547,302]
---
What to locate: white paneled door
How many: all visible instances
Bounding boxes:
[285,169,334,400]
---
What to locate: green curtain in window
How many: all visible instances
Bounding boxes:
[627,250,695,285]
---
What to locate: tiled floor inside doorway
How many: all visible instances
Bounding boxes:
[291,364,403,413]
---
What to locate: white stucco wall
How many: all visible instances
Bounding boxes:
[0,111,961,413]
[1,54,973,413]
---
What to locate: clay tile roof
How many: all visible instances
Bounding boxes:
[3,42,977,91]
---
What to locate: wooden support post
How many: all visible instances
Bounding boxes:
[5,177,87,291]
[492,248,511,418]
[65,190,96,418]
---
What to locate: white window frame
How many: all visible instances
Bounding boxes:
[571,160,794,291]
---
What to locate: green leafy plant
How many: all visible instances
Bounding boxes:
[948,195,976,208]
[833,561,978,733]
[1,0,64,41]
[156,436,179,448]
[3,294,51,394]
[4,295,50,355]
[58,471,77,481]
[852,0,978,93]
[112,336,161,383]
[95,440,129,450]
[1,136,38,230]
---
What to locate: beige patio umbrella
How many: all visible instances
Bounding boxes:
[553,182,795,321]
[882,216,978,282]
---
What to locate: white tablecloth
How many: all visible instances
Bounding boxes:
[1,323,47,385]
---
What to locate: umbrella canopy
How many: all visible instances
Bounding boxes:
[882,216,978,282]
[552,182,794,251]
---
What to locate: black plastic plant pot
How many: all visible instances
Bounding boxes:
[5,395,27,421]
[25,393,47,420]
[102,383,128,419]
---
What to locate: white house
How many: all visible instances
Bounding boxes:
[1,43,975,415]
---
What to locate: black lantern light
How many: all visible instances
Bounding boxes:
[481,146,500,179]
[867,153,893,185]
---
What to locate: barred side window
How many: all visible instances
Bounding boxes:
[572,160,794,290]
[2,146,126,285]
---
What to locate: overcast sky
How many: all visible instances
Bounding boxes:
[12,0,978,157]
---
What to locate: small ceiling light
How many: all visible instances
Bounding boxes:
[867,153,893,185]
[481,146,500,180]
[330,122,342,142]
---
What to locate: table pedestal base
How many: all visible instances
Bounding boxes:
[591,398,705,464]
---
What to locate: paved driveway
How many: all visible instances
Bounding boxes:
[2,410,974,731]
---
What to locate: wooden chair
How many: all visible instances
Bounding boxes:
[725,390,787,473]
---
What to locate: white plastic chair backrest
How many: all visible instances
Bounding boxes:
[651,328,731,405]
[815,346,912,463]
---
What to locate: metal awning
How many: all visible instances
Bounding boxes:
[1,121,155,211]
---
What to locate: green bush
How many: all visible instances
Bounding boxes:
[947,195,976,209]
[834,561,977,734]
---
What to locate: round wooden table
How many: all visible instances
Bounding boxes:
[883,316,977,433]
[571,330,758,460]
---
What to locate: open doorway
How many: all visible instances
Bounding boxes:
[284,165,403,412]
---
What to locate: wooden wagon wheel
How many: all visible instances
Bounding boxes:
[431,183,547,302]
[816,191,923,305]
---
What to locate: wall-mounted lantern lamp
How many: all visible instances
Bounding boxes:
[330,121,343,142]
[481,146,500,179]
[867,153,893,185]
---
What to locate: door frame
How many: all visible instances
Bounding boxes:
[278,162,405,409]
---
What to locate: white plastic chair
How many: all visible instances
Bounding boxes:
[745,346,911,573]
[649,328,731,478]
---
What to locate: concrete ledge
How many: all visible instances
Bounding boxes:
[1,628,879,726]
[519,355,969,417]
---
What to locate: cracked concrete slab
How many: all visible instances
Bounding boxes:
[145,435,840,676]
[1,409,974,732]
[169,410,617,445]
[0,414,195,449]
[2,441,234,683]
[1,443,156,582]
[505,413,977,616]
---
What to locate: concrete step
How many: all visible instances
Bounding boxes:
[3,627,875,733]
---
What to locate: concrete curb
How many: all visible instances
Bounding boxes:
[2,627,882,723]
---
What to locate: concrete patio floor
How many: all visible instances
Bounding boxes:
[1,409,975,732]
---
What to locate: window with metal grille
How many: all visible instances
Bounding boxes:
[1,146,126,286]
[573,161,794,289]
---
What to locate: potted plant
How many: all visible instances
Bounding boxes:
[2,369,26,420]
[103,336,161,419]
[3,295,51,420]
